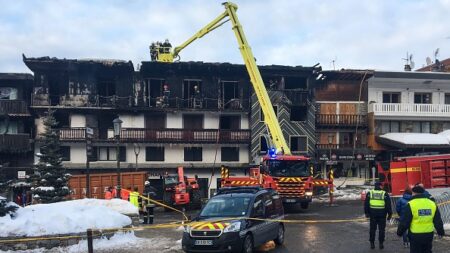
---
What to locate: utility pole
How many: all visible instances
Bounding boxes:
[85,127,94,198]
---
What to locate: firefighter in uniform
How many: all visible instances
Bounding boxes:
[397,185,444,253]
[129,186,140,209]
[364,182,392,249]
[142,181,157,224]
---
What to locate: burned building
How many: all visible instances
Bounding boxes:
[0,73,33,180]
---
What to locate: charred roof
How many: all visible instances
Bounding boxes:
[0,73,33,81]
[321,69,373,81]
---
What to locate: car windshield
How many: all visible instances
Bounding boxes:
[268,160,309,177]
[200,197,251,218]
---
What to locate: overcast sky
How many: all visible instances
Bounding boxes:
[1,0,449,73]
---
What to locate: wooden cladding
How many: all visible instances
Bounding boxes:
[0,134,30,152]
[0,100,29,115]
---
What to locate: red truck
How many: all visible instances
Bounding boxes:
[378,154,450,196]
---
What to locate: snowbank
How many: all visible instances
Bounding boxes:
[439,130,450,142]
[314,186,366,202]
[0,199,132,237]
[380,133,449,145]
[73,198,138,215]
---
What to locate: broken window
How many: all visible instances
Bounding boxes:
[146,147,165,161]
[290,136,307,152]
[260,106,278,122]
[97,78,116,97]
[147,78,166,107]
[0,87,18,100]
[184,147,202,161]
[220,115,240,130]
[284,76,307,89]
[183,114,203,129]
[183,79,202,108]
[221,147,239,161]
[221,81,240,109]
[290,106,308,121]
[54,112,70,128]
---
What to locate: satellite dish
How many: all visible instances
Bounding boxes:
[426,57,432,66]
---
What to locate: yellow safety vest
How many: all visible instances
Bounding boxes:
[369,190,386,209]
[409,198,436,234]
[129,191,140,208]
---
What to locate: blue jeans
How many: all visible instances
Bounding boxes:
[402,230,408,243]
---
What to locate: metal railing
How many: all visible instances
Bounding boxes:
[369,103,450,116]
[316,114,367,126]
[435,192,450,225]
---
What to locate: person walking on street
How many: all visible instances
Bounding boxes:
[129,186,140,209]
[396,187,412,248]
[397,185,445,253]
[142,181,158,224]
[364,182,392,250]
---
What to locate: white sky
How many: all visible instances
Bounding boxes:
[1,0,449,73]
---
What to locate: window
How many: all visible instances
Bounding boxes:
[290,106,308,121]
[145,147,164,161]
[61,146,70,161]
[260,136,268,154]
[414,93,432,104]
[290,136,307,152]
[221,147,239,162]
[98,147,126,161]
[380,121,400,134]
[0,87,18,100]
[445,94,450,104]
[220,115,240,130]
[260,106,278,122]
[252,195,265,218]
[340,133,353,145]
[382,92,401,103]
[413,122,431,133]
[184,147,202,161]
[183,114,204,129]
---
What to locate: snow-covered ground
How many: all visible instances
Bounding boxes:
[314,185,368,202]
[0,199,135,237]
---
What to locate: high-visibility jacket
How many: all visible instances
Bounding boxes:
[129,191,140,208]
[409,198,437,233]
[121,190,130,201]
[369,190,386,209]
[104,191,113,200]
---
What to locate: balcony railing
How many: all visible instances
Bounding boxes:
[57,127,250,144]
[31,94,250,111]
[316,143,366,150]
[0,100,29,115]
[316,114,367,126]
[369,103,450,117]
[0,134,30,152]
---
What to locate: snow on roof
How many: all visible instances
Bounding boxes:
[438,130,450,142]
[379,133,450,145]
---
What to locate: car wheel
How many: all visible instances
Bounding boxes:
[242,234,253,253]
[274,224,285,245]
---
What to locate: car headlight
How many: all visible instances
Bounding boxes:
[305,191,313,196]
[184,225,192,233]
[223,221,241,233]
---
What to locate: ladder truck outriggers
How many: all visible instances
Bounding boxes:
[150,2,333,208]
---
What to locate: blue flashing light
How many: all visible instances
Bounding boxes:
[268,148,277,158]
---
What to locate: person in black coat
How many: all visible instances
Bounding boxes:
[397,185,444,253]
[364,182,392,249]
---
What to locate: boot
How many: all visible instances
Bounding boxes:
[379,242,384,250]
[370,242,375,249]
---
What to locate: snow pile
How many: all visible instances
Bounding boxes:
[74,198,138,215]
[439,130,450,142]
[0,199,132,237]
[380,133,449,145]
[314,186,366,202]
[34,186,55,191]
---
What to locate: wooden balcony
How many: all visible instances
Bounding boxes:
[0,134,31,153]
[316,114,367,127]
[57,127,250,144]
[369,103,450,118]
[316,143,366,150]
[0,100,29,115]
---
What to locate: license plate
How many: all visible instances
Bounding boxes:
[285,199,296,203]
[195,240,213,246]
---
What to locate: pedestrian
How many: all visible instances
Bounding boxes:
[21,191,27,207]
[121,186,131,201]
[364,182,392,250]
[142,181,157,224]
[415,183,434,201]
[104,186,113,200]
[397,185,445,253]
[396,187,412,248]
[129,186,140,209]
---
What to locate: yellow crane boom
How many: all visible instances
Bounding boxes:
[153,2,291,155]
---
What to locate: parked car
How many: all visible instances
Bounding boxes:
[182,187,285,253]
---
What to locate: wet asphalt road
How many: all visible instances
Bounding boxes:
[136,201,450,253]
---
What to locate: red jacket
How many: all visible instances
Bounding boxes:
[105,191,113,200]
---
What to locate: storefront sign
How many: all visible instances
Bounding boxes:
[17,171,26,179]
[319,154,329,161]
[365,154,376,161]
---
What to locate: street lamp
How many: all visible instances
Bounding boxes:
[113,117,123,198]
[133,143,141,171]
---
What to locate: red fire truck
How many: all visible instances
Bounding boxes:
[378,154,450,196]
